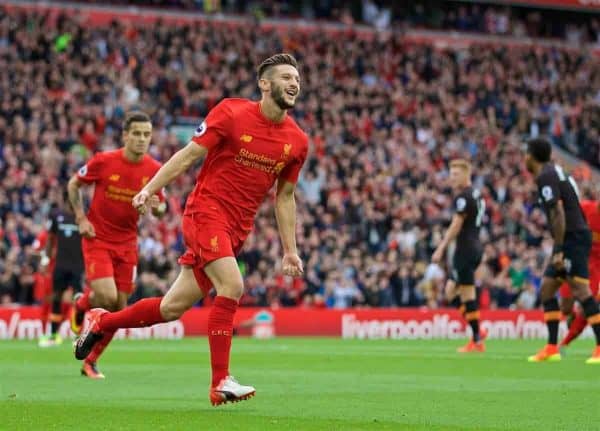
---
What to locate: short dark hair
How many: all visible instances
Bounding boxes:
[123,111,151,131]
[257,53,298,79]
[527,137,552,163]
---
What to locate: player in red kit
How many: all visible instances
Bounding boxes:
[68,111,165,379]
[559,199,600,349]
[32,229,55,345]
[75,53,307,405]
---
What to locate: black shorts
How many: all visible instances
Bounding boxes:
[544,230,591,281]
[52,267,84,293]
[452,248,482,286]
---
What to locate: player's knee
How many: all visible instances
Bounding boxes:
[159,299,184,321]
[94,289,118,309]
[218,279,244,300]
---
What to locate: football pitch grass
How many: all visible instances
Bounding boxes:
[2,338,600,431]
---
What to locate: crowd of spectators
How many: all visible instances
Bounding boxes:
[0,7,599,310]
[62,0,600,44]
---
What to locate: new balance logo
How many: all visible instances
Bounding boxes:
[109,174,120,182]
[240,134,253,143]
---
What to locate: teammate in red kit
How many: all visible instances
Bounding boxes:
[68,111,165,379]
[32,229,55,344]
[559,199,600,349]
[75,53,308,405]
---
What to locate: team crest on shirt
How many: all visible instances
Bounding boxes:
[109,174,120,182]
[194,121,207,137]
[541,186,553,202]
[283,144,292,158]
[210,236,219,252]
[240,134,253,143]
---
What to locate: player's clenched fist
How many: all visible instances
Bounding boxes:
[132,190,151,215]
[282,253,303,277]
[76,216,96,238]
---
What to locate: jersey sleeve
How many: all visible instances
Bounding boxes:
[76,153,105,184]
[454,193,468,216]
[537,171,561,209]
[191,100,232,150]
[278,138,308,184]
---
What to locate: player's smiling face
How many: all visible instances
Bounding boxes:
[123,121,152,157]
[267,65,300,110]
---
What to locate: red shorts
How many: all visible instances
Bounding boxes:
[559,260,600,298]
[177,214,245,295]
[82,238,138,294]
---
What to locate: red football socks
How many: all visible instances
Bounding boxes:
[99,297,165,333]
[208,296,238,387]
[40,302,50,328]
[86,330,116,363]
[561,312,588,346]
[76,287,92,312]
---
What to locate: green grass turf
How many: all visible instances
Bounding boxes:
[1,337,600,431]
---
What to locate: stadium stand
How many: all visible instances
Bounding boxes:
[0,2,598,311]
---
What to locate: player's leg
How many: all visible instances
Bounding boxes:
[561,231,600,364]
[39,269,66,347]
[84,251,136,373]
[445,279,463,313]
[79,250,124,378]
[528,276,562,362]
[74,245,116,318]
[568,276,600,363]
[457,284,484,353]
[83,291,129,379]
[79,277,120,378]
[203,256,256,405]
[558,284,580,349]
[75,267,203,360]
[559,283,575,322]
[455,252,484,353]
[38,272,53,342]
[71,283,90,335]
[50,270,67,341]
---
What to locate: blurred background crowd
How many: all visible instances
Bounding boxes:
[0,1,599,310]
[63,0,600,44]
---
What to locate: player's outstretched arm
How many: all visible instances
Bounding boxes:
[275,180,303,277]
[67,175,95,238]
[432,214,465,264]
[133,141,207,214]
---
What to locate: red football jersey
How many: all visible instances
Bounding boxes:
[32,230,54,301]
[581,200,600,258]
[77,148,162,247]
[186,98,308,235]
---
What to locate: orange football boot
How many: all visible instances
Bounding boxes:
[528,344,561,362]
